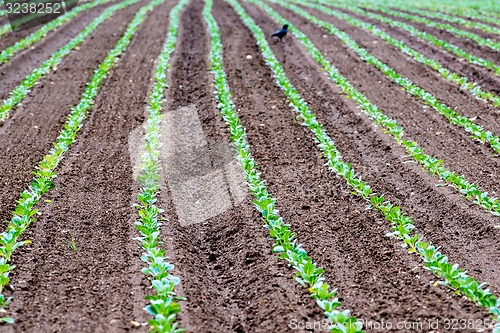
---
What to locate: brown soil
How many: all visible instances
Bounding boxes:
[0,0,499,332]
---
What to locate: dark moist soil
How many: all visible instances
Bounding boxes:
[0,0,499,331]
[0,0,175,331]
[331,5,500,98]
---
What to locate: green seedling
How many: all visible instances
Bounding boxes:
[61,233,76,253]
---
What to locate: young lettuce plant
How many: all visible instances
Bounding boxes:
[0,0,145,122]
[0,0,166,319]
[133,0,189,332]
[216,0,363,332]
[237,0,500,329]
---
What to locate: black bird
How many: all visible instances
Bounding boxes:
[271,24,288,42]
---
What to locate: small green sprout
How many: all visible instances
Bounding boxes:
[61,233,76,253]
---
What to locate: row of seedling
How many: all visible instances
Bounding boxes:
[296,1,500,109]
[324,1,500,76]
[132,0,189,331]
[0,0,164,320]
[0,0,145,122]
[240,0,500,328]
[206,0,363,331]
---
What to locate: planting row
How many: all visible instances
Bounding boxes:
[295,1,500,109]
[132,0,188,331]
[326,1,500,76]
[207,0,363,331]
[243,0,500,327]
[0,0,162,320]
[0,0,144,122]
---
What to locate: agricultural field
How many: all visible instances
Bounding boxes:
[0,0,499,331]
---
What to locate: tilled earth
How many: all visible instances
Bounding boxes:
[0,0,499,332]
